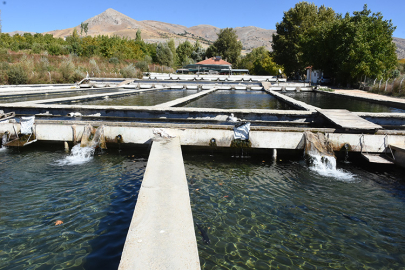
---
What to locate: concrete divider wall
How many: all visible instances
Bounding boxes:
[118,137,200,270]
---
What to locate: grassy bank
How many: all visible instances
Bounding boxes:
[0,51,173,85]
[368,77,405,98]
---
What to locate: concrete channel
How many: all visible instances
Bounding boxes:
[2,77,405,268]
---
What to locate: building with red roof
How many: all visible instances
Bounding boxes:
[196,57,232,66]
[179,56,249,74]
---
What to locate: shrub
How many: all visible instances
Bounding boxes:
[72,68,85,82]
[10,42,19,52]
[0,47,8,55]
[120,64,141,78]
[7,65,28,84]
[109,57,120,64]
[89,59,100,75]
[48,43,62,56]
[18,42,31,50]
[0,62,10,70]
[31,43,43,54]
[135,61,149,72]
[59,57,75,82]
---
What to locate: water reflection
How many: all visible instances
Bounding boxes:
[0,89,118,103]
[80,89,197,106]
[284,91,405,113]
[182,90,295,110]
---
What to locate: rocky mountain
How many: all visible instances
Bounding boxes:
[38,8,405,59]
[43,9,276,51]
[394,37,405,59]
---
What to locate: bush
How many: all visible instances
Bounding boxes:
[72,68,85,82]
[109,57,120,64]
[59,57,75,82]
[121,64,141,78]
[31,43,43,54]
[48,43,62,56]
[89,59,100,75]
[0,62,10,70]
[10,42,19,52]
[0,47,8,55]
[135,61,149,72]
[7,65,28,84]
[19,42,31,50]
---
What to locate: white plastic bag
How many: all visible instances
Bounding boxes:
[20,116,35,135]
[233,122,250,140]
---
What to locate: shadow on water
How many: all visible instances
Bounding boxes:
[83,156,145,270]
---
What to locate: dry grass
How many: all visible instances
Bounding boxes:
[369,77,405,97]
[0,51,172,85]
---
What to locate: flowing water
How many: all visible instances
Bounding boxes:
[0,146,147,270]
[184,153,405,269]
[284,91,405,113]
[181,90,295,110]
[1,147,405,269]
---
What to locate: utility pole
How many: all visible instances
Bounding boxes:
[0,10,2,33]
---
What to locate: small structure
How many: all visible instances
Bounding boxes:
[179,56,249,75]
[306,66,322,84]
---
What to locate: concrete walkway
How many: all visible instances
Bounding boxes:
[118,137,200,270]
[324,89,405,109]
[155,87,218,107]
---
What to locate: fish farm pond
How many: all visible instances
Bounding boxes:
[1,146,405,269]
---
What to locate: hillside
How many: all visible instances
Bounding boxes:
[34,8,404,59]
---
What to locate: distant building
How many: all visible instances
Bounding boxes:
[306,66,322,84]
[178,56,249,75]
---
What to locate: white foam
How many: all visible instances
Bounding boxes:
[308,154,355,182]
[1,133,8,151]
[55,145,95,166]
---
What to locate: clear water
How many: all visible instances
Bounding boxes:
[2,147,405,269]
[184,153,405,269]
[0,89,119,104]
[0,146,147,270]
[78,89,197,106]
[181,90,295,110]
[284,91,405,113]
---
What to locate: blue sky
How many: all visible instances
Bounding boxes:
[1,0,404,39]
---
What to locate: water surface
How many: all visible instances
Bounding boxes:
[79,89,197,106]
[0,146,146,270]
[0,89,119,103]
[181,90,295,110]
[284,91,405,112]
[184,154,405,269]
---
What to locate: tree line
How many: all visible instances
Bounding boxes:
[272,2,399,84]
[0,2,401,85]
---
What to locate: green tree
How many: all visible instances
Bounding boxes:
[176,40,194,66]
[252,54,280,75]
[80,22,89,36]
[205,28,242,65]
[167,39,177,67]
[156,42,173,67]
[136,29,142,42]
[303,4,397,83]
[272,2,335,78]
[191,40,205,62]
[239,47,281,75]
